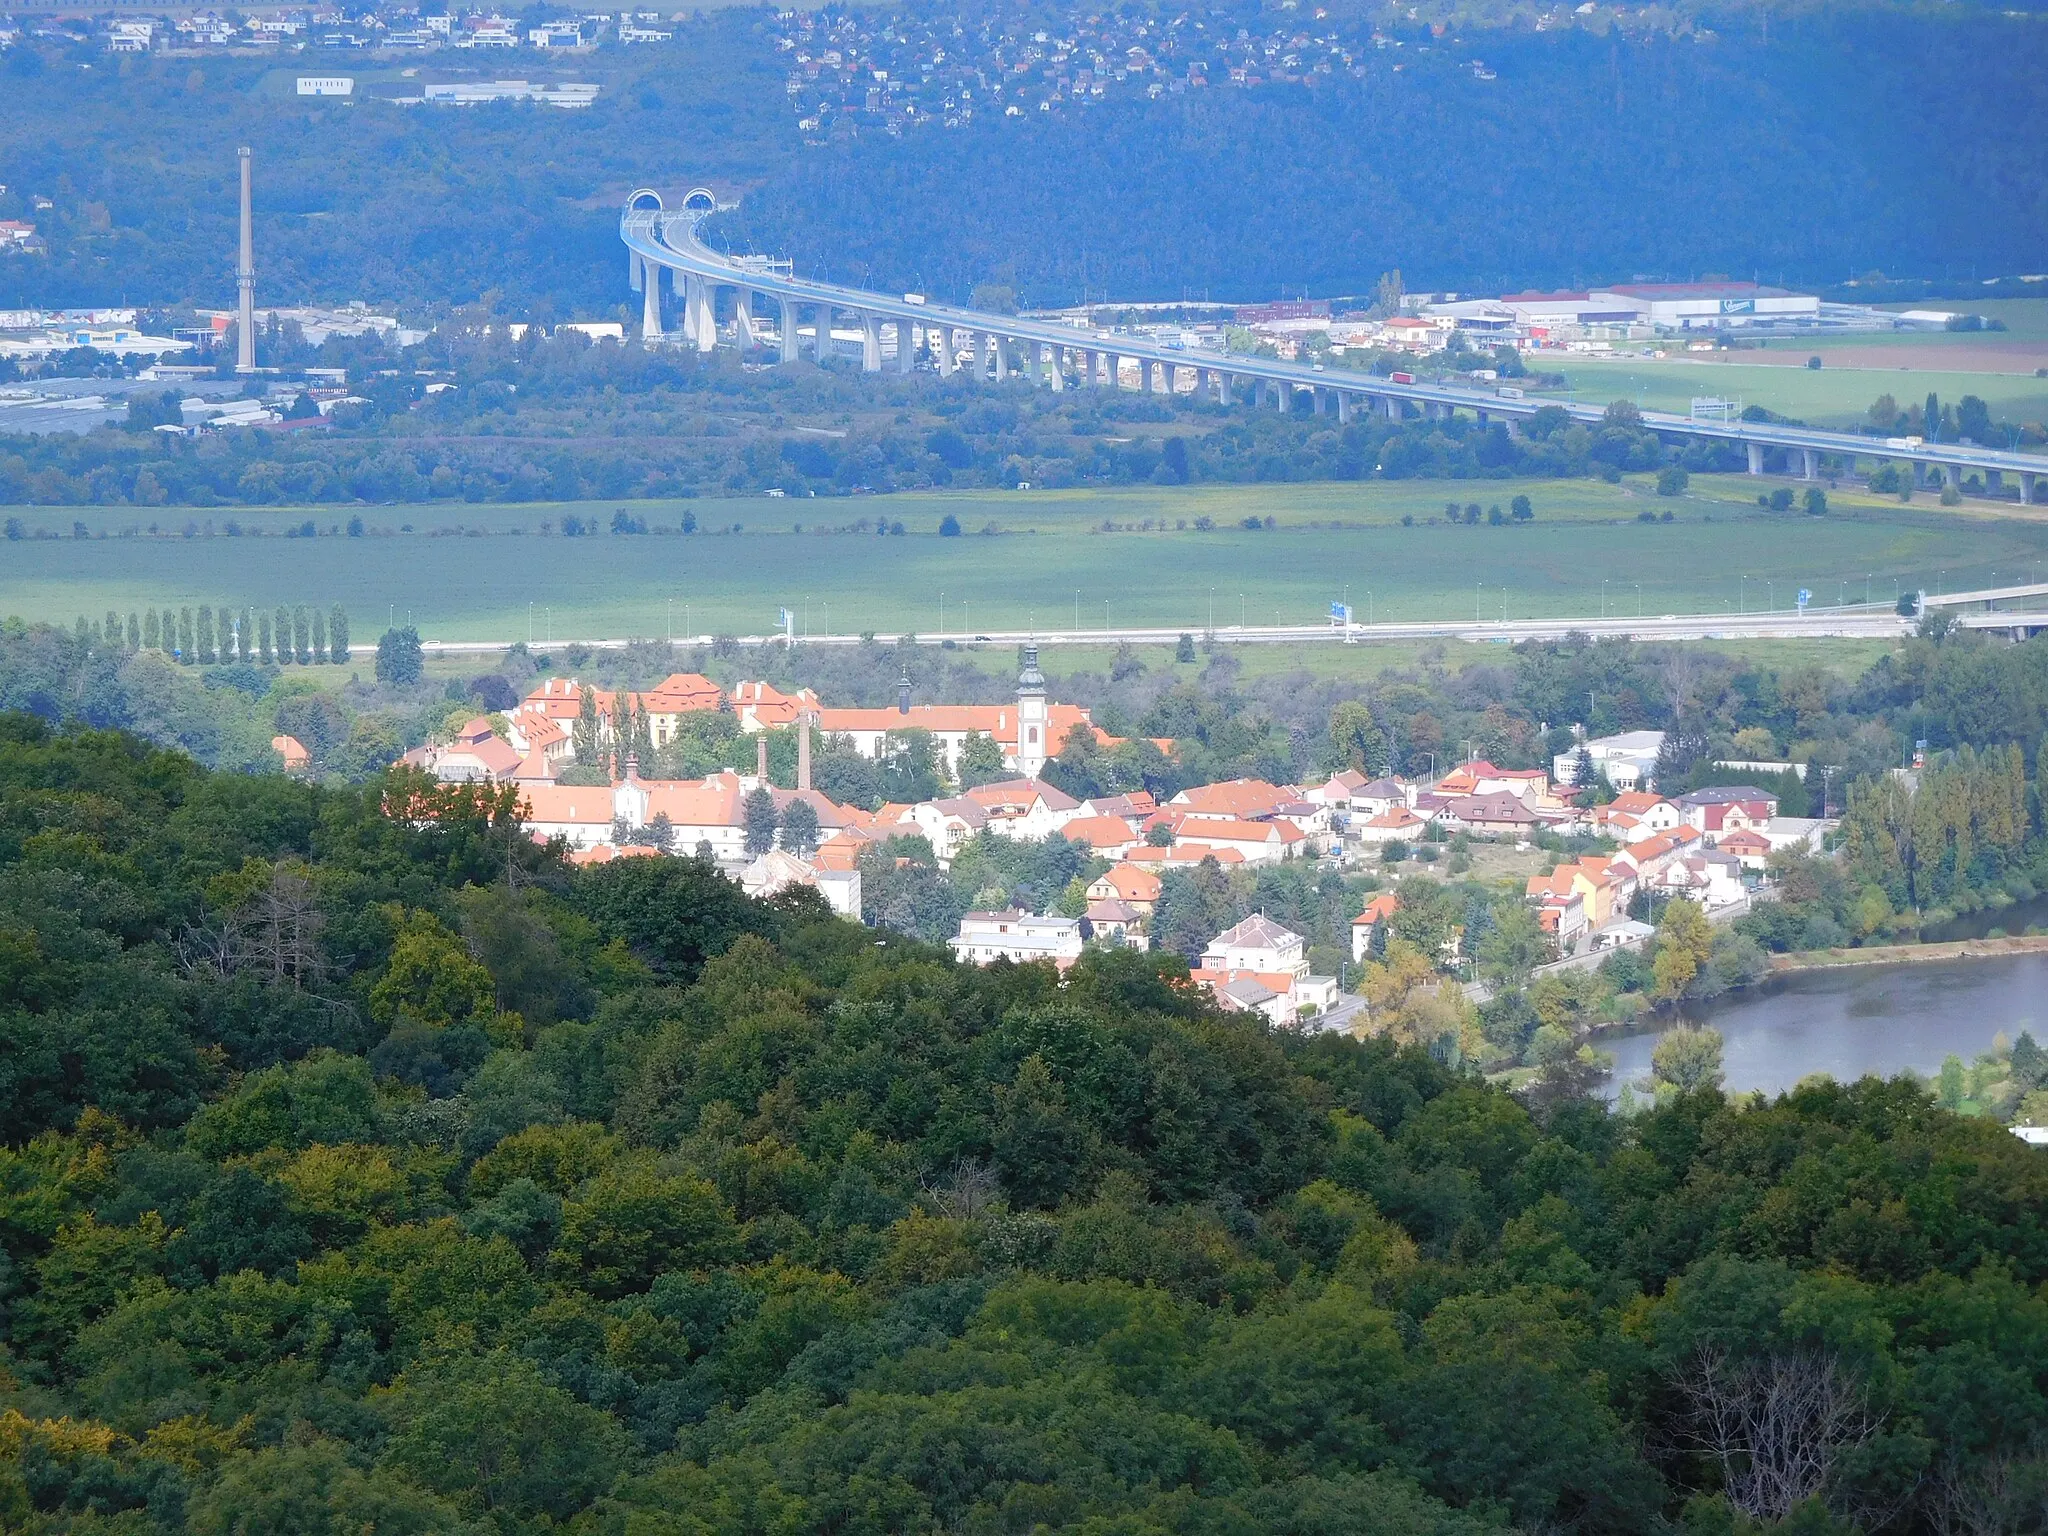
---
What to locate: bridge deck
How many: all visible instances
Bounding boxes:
[621,204,2048,483]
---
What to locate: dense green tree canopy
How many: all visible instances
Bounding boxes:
[0,711,2045,1533]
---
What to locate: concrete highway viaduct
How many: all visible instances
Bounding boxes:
[622,191,2048,502]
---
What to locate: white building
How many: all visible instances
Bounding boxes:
[739,848,861,920]
[1554,730,1665,792]
[1200,914,1306,976]
[297,76,355,95]
[1589,282,1821,331]
[951,909,1084,967]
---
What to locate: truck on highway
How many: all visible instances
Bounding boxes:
[902,293,926,305]
[1496,385,1525,399]
[1389,370,1415,384]
[1885,436,1924,449]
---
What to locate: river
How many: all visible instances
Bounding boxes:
[1600,952,2048,1099]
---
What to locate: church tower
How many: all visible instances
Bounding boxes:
[1015,642,1048,778]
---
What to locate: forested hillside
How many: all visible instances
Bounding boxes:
[731,11,2048,304]
[1,6,2044,312]
[1,712,2046,1534]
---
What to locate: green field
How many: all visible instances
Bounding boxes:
[9,475,2048,643]
[1537,355,2048,431]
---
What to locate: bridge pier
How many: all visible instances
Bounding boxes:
[1377,395,1399,422]
[1799,448,1817,480]
[814,303,833,363]
[1048,345,1065,391]
[2021,474,2035,505]
[732,288,752,350]
[861,312,882,373]
[1943,463,1961,492]
[935,326,955,377]
[1745,442,1764,475]
[1278,381,1293,412]
[640,258,662,340]
[994,335,1010,382]
[691,279,716,354]
[896,318,914,373]
[780,297,798,363]
[1337,393,1353,424]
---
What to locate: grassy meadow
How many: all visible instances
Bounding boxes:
[1537,353,2048,432]
[1526,301,2048,430]
[8,472,2048,645]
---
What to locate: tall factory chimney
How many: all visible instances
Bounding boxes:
[236,147,256,373]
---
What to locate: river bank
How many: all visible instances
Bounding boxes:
[1770,933,2048,971]
[1600,950,2048,1100]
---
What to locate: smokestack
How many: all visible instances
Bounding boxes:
[756,734,768,783]
[797,708,812,792]
[236,147,255,374]
[897,672,911,716]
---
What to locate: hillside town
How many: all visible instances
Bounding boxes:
[366,645,1835,1033]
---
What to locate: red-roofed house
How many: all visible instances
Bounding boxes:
[1062,815,1142,860]
[429,718,524,783]
[1087,863,1162,913]
[519,784,617,850]
[1351,891,1400,962]
[271,733,312,775]
[1675,787,1779,834]
[1168,778,1298,822]
[1172,817,1307,864]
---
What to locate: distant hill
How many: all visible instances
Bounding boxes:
[0,8,2041,314]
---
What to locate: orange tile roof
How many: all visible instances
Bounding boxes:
[519,785,616,825]
[813,701,1097,753]
[641,774,746,828]
[1170,778,1297,819]
[1062,815,1141,850]
[1353,892,1401,925]
[568,843,660,866]
[1095,864,1162,901]
[643,672,723,713]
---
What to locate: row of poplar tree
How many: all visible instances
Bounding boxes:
[80,604,352,666]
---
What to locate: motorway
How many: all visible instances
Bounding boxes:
[621,196,2048,490]
[415,607,2048,655]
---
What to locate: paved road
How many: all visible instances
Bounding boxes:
[421,608,1945,654]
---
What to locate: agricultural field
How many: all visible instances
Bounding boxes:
[7,473,2048,644]
[1537,352,2048,432]
[1513,300,2048,429]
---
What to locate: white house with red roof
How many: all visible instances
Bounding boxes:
[1675,787,1779,835]
[1170,816,1307,864]
[1354,804,1432,846]
[1351,891,1400,962]
[957,778,1082,839]
[518,784,618,850]
[1193,915,1339,1024]
[1168,778,1299,822]
[1086,863,1162,914]
[1062,815,1143,860]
